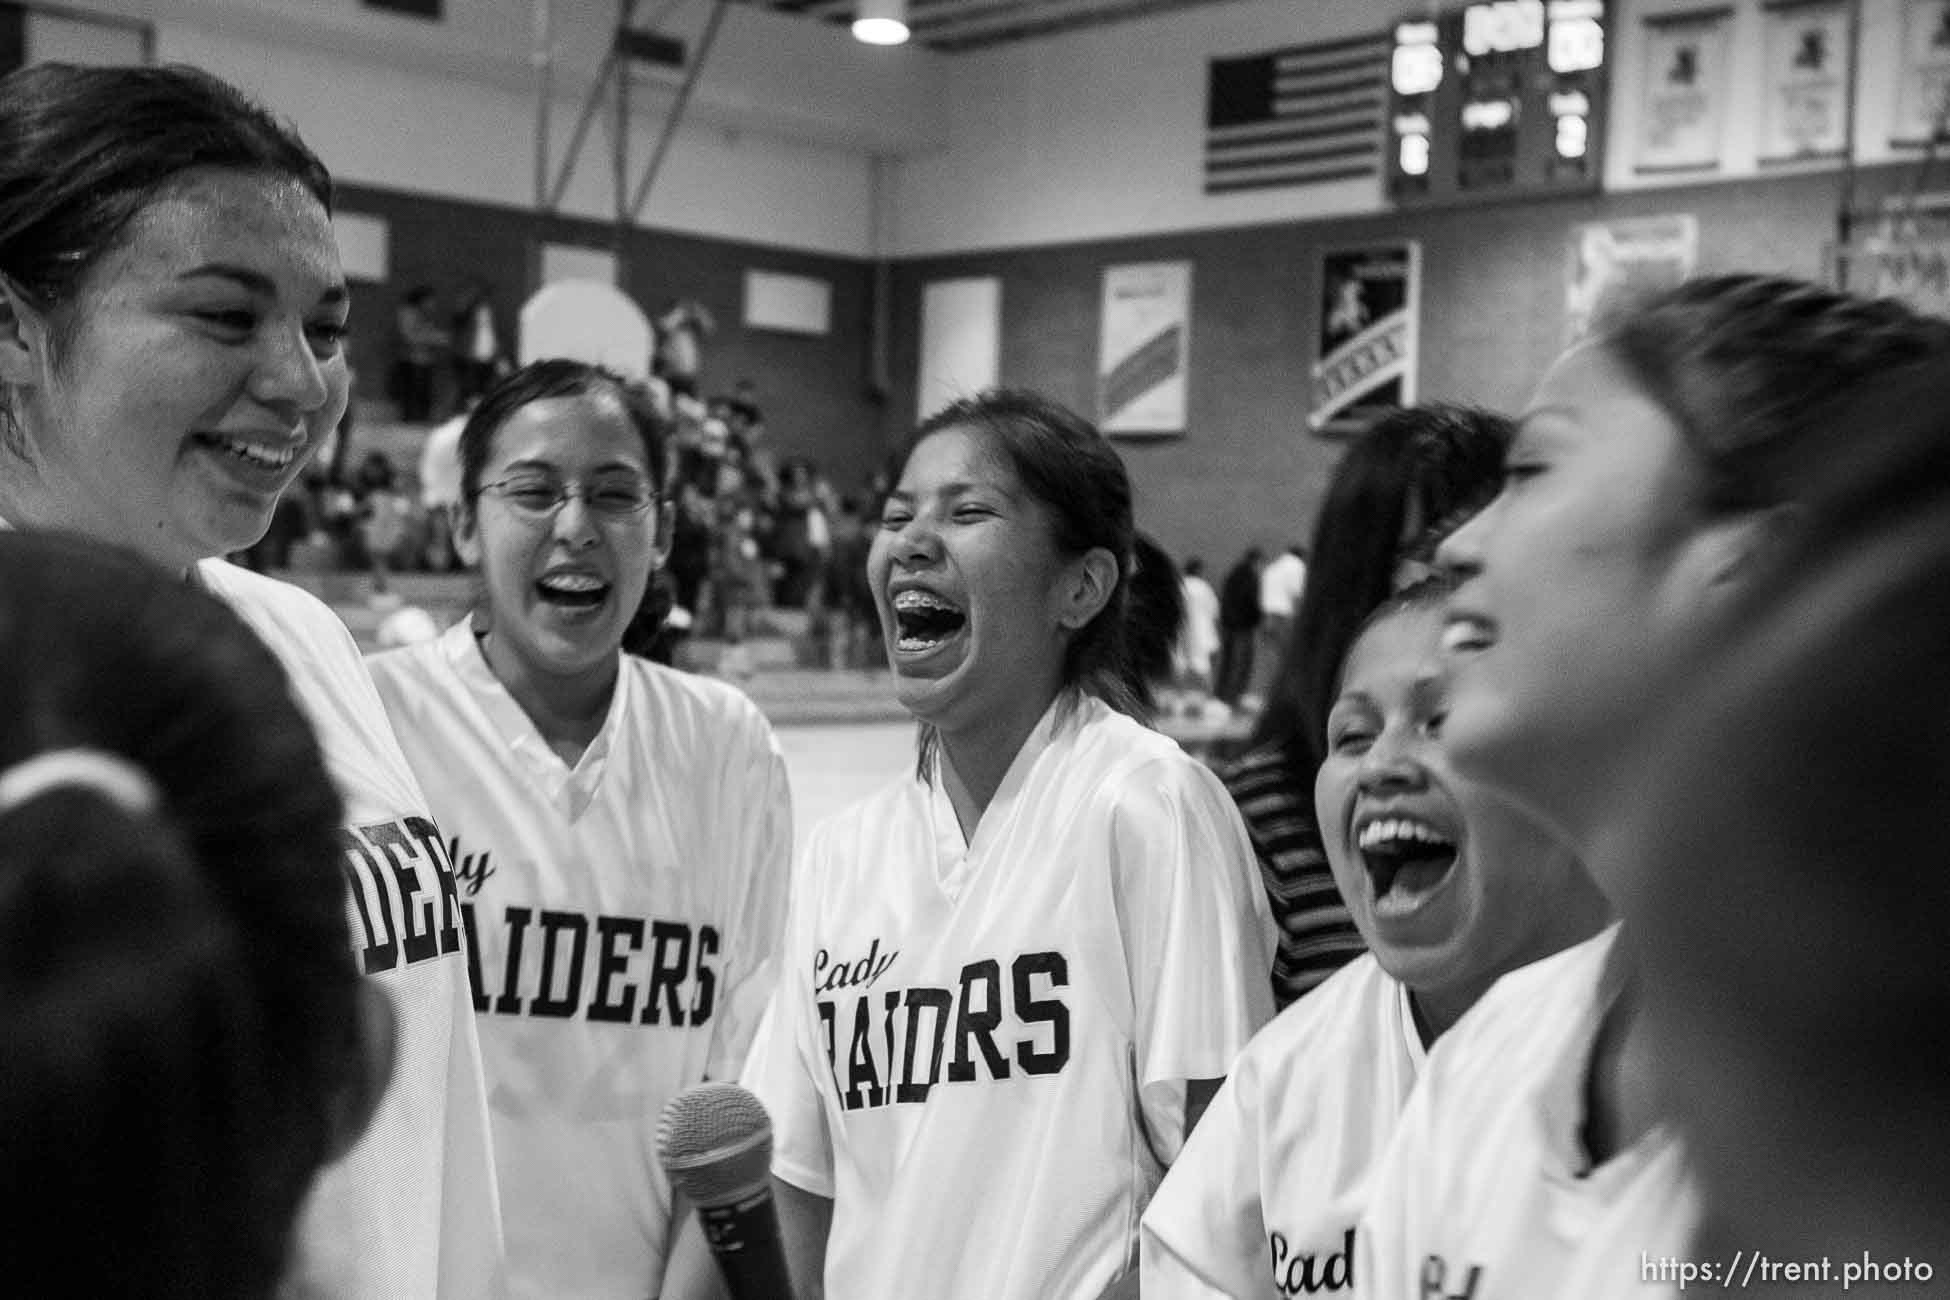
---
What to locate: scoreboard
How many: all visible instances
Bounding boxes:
[1387,0,1610,205]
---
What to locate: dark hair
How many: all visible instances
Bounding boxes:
[1252,404,1513,769]
[0,531,357,1298]
[1341,569,1459,681]
[0,63,329,312]
[0,63,329,449]
[1619,357,1950,1228]
[1125,533,1186,704]
[457,358,669,504]
[1602,273,1950,515]
[903,388,1142,774]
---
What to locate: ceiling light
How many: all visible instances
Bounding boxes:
[852,0,909,45]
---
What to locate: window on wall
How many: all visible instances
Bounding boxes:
[3,2,153,73]
[364,0,443,18]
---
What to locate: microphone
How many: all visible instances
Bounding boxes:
[657,1082,796,1299]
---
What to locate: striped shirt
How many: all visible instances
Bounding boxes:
[1221,742,1366,1009]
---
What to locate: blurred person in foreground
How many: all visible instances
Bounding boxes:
[1609,355,1950,1296]
[0,531,392,1299]
[1355,275,1950,1299]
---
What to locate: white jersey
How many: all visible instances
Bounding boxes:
[1141,953,1424,1298]
[196,561,504,1300]
[368,622,792,1300]
[1356,926,1699,1300]
[743,695,1276,1300]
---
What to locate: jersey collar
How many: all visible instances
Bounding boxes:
[926,692,1079,898]
[440,619,630,821]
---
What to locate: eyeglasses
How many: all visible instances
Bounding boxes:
[474,475,658,521]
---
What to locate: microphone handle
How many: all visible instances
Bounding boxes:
[697,1186,795,1299]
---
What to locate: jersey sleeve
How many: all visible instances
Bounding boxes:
[740,986,835,1198]
[1109,756,1276,1162]
[740,830,837,1199]
[1139,1054,1271,1298]
[705,704,795,1081]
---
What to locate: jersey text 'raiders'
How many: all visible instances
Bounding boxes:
[811,940,1073,1111]
[340,817,465,975]
[463,896,721,1028]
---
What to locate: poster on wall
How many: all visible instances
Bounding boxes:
[1097,262,1191,436]
[1759,0,1854,161]
[1309,244,1419,437]
[1892,0,1950,145]
[1635,9,1733,173]
[1565,215,1700,345]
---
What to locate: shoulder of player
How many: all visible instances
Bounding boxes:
[361,637,465,736]
[365,634,446,690]
[197,560,356,648]
[627,657,776,742]
[1418,926,1618,1098]
[1065,703,1215,796]
[1230,954,1394,1090]
[195,561,390,717]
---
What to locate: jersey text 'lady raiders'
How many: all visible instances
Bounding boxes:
[746,695,1274,1300]
[371,622,790,1300]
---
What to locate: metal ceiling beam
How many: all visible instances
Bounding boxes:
[911,0,1252,44]
[737,0,1263,50]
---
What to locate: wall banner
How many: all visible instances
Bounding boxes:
[1893,0,1950,145]
[1309,243,1419,437]
[1565,214,1700,345]
[1097,261,1192,436]
[1760,0,1854,161]
[1636,9,1733,173]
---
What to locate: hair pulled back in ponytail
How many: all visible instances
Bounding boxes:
[0,531,355,1299]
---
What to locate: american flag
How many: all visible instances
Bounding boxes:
[1204,32,1392,195]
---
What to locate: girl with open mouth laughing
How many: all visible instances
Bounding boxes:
[369,360,792,1300]
[744,388,1275,1300]
[1355,276,1950,1300]
[1141,574,1606,1298]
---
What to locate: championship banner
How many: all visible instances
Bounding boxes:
[1565,214,1699,345]
[1309,244,1419,437]
[1097,261,1191,436]
[1760,0,1854,161]
[1635,9,1732,173]
[1892,0,1950,145]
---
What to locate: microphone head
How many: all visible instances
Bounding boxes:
[657,1082,775,1207]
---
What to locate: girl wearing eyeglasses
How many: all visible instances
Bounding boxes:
[369,359,793,1300]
